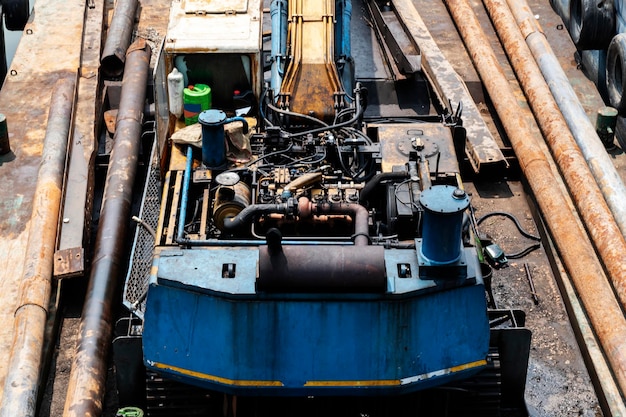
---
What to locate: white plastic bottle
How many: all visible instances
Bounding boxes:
[167,67,184,119]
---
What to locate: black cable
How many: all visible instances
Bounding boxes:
[476,211,541,241]
[476,211,542,260]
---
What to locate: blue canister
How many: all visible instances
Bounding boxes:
[419,185,469,265]
[198,110,249,169]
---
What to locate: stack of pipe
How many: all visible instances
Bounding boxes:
[444,0,626,410]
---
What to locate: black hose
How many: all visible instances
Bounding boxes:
[222,202,292,231]
[359,171,409,204]
[476,211,541,259]
[476,211,541,241]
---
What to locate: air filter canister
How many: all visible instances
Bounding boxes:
[419,185,469,265]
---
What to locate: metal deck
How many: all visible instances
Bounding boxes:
[0,0,85,404]
[0,0,621,415]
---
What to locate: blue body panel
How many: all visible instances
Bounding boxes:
[142,246,490,395]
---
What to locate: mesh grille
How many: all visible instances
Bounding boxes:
[124,135,161,319]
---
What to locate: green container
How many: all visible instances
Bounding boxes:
[183,84,212,125]
[116,407,144,417]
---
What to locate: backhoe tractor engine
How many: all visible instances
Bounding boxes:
[119,0,529,408]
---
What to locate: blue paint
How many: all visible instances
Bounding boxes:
[419,185,469,265]
[177,146,193,242]
[143,247,489,395]
[198,110,248,168]
[270,0,288,97]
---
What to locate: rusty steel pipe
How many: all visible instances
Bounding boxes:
[0,78,76,417]
[505,0,626,241]
[101,0,139,78]
[63,39,151,417]
[482,0,626,334]
[444,0,626,396]
[298,197,370,246]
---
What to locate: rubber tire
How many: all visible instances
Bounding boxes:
[607,34,626,113]
[2,0,30,31]
[569,0,615,50]
[615,115,626,151]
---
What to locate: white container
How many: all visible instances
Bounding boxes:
[167,67,184,119]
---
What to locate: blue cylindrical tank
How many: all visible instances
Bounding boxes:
[419,185,469,265]
[198,110,248,169]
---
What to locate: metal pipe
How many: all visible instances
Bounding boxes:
[270,0,288,97]
[444,0,626,396]
[482,0,626,347]
[0,78,75,417]
[258,244,386,292]
[505,0,626,241]
[101,0,139,78]
[63,39,151,417]
[176,145,193,242]
[222,201,294,232]
[300,198,370,246]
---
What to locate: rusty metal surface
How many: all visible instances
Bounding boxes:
[101,0,139,78]
[0,0,86,406]
[445,0,626,398]
[62,39,151,417]
[54,0,105,279]
[483,0,626,390]
[393,0,507,173]
[506,0,626,242]
[279,0,343,121]
[0,77,76,417]
[258,245,386,292]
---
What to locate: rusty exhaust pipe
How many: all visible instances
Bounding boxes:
[0,77,76,417]
[101,0,139,78]
[62,39,151,417]
[444,0,626,396]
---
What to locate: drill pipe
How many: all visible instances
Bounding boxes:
[444,0,626,396]
[63,39,151,417]
[505,0,626,241]
[482,0,626,335]
[101,0,139,78]
[0,78,76,417]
